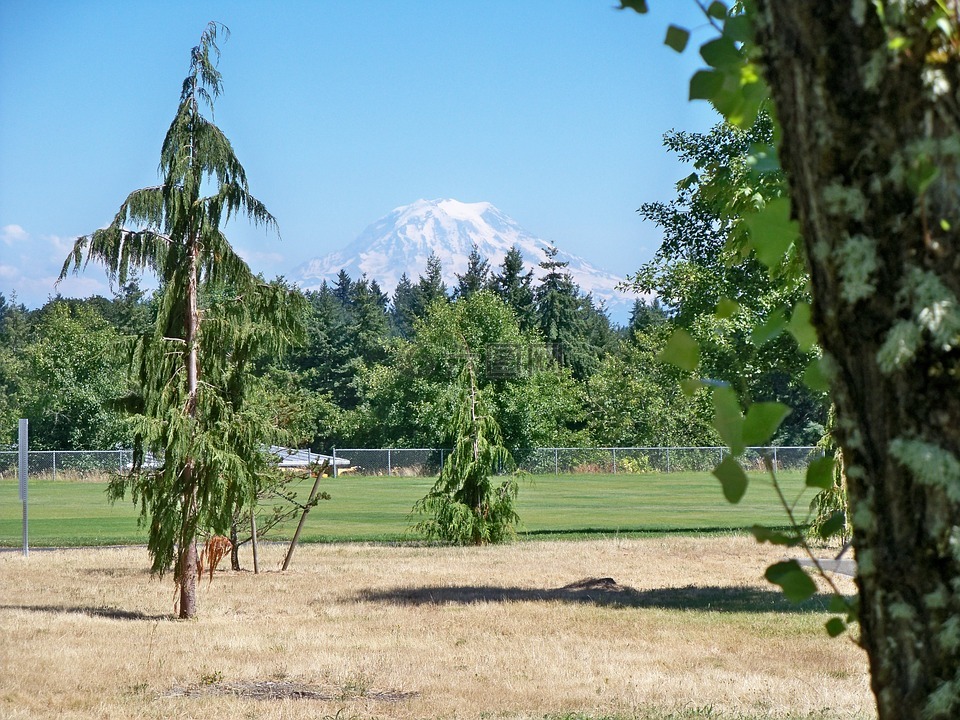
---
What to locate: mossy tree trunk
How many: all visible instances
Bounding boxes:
[755,4,960,717]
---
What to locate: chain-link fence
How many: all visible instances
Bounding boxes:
[0,450,132,481]
[0,446,821,481]
[330,446,820,477]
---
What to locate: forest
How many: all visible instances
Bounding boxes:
[0,118,825,455]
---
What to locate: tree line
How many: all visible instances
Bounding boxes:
[0,121,827,457]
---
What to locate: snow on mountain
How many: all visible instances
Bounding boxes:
[292,198,637,318]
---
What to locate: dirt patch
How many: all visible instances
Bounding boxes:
[164,680,418,702]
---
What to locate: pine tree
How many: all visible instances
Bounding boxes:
[535,245,594,379]
[390,272,418,338]
[491,245,536,331]
[454,244,491,300]
[59,22,302,618]
[412,253,449,318]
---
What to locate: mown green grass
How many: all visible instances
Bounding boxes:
[0,469,812,546]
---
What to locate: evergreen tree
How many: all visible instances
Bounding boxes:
[454,244,491,299]
[413,356,519,545]
[491,245,536,331]
[345,275,390,370]
[535,245,594,379]
[332,269,353,305]
[628,297,668,334]
[390,272,418,338]
[59,23,303,618]
[411,253,449,318]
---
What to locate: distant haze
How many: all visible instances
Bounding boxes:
[293,198,639,319]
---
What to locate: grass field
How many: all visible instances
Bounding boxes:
[0,470,814,547]
[0,537,872,719]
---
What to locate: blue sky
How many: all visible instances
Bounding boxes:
[0,1,717,309]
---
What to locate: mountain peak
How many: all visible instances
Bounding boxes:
[292,199,635,317]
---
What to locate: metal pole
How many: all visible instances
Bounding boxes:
[332,448,338,478]
[554,448,559,476]
[440,448,445,472]
[19,419,28,558]
[388,448,392,477]
[773,446,778,470]
[52,450,56,482]
[666,447,671,474]
[612,447,617,475]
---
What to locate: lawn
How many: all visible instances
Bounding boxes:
[0,537,872,719]
[0,470,815,547]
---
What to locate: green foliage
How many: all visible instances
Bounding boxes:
[350,290,581,450]
[765,560,817,603]
[626,114,825,447]
[623,2,851,629]
[20,301,130,449]
[585,326,716,448]
[413,360,519,545]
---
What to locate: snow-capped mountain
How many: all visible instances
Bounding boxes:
[293,198,636,317]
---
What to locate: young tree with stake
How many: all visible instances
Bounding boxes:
[60,22,302,618]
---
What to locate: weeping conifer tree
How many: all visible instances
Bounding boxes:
[413,355,519,545]
[59,22,303,618]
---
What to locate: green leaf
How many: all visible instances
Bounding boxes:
[750,308,786,346]
[787,302,818,352]
[751,525,802,547]
[802,357,830,393]
[657,328,700,372]
[723,14,753,43]
[617,0,648,13]
[907,154,940,195]
[680,378,704,397]
[745,197,799,269]
[715,297,740,319]
[712,386,744,455]
[713,454,749,503]
[742,402,792,446]
[706,1,727,19]
[700,37,741,69]
[825,617,847,637]
[805,456,836,489]
[765,560,817,603]
[818,510,847,540]
[689,69,724,101]
[664,25,690,53]
[828,595,849,614]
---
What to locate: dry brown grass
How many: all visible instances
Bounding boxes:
[0,536,874,719]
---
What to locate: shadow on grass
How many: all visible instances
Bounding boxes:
[356,579,837,613]
[0,604,170,621]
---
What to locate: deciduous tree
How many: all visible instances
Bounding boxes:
[624,2,960,715]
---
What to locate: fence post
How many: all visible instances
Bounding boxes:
[440,449,445,472]
[612,447,617,474]
[387,448,392,477]
[19,419,28,558]
[332,448,338,478]
[555,448,559,476]
[773,446,778,470]
[666,447,671,474]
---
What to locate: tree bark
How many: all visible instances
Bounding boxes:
[755,3,960,718]
[179,237,201,619]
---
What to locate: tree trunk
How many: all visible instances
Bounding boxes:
[178,532,198,619]
[755,4,960,718]
[179,238,201,619]
[230,522,241,571]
